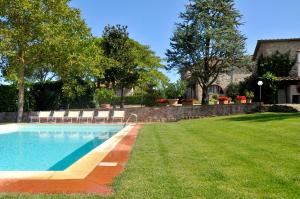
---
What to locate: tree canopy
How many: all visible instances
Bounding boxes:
[0,1,167,118]
[0,0,101,121]
[166,0,246,104]
[99,25,165,108]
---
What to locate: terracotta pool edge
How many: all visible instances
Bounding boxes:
[0,124,143,195]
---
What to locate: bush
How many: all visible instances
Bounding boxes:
[269,105,298,113]
[94,89,115,104]
[226,83,241,100]
[0,81,96,112]
[113,95,143,105]
[244,90,254,99]
[165,80,186,99]
[0,85,17,112]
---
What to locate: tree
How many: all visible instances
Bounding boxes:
[166,0,246,105]
[262,72,278,104]
[257,51,295,77]
[255,51,294,104]
[0,0,99,122]
[100,25,164,108]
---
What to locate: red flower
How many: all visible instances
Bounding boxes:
[157,99,169,103]
[218,96,229,101]
[236,96,246,100]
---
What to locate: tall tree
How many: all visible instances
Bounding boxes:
[166,0,246,104]
[0,0,98,121]
[100,25,164,108]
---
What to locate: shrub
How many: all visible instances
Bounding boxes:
[212,94,219,100]
[113,95,142,105]
[244,90,254,99]
[269,105,298,113]
[0,85,17,112]
[226,83,241,100]
[165,80,186,99]
[95,89,116,104]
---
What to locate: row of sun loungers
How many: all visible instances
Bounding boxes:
[30,110,125,123]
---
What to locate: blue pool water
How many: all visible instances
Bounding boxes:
[0,124,124,171]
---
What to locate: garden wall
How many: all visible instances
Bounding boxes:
[0,103,260,123]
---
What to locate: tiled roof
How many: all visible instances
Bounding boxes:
[278,76,300,81]
[253,38,300,60]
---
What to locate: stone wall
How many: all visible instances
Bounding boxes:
[0,103,260,123]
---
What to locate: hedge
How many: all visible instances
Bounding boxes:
[0,81,95,112]
[0,85,18,112]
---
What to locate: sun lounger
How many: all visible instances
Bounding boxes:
[80,111,95,123]
[112,110,125,122]
[65,111,80,123]
[51,111,65,123]
[94,111,110,123]
[30,111,51,123]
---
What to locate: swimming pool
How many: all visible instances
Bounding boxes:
[0,124,124,171]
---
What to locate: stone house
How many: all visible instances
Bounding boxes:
[185,66,252,102]
[253,38,300,103]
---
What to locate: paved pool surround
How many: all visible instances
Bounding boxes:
[0,124,142,195]
[0,103,260,123]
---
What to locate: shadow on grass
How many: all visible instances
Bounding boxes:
[223,113,300,123]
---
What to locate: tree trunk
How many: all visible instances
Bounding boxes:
[120,86,125,108]
[201,85,209,105]
[111,81,116,109]
[17,58,25,123]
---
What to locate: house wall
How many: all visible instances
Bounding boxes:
[288,85,300,103]
[277,89,286,104]
[193,72,251,102]
[256,41,300,76]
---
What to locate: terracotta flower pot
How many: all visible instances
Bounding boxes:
[236,99,247,104]
[219,100,229,105]
[100,103,111,109]
[168,99,179,106]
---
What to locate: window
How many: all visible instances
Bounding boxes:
[208,85,223,94]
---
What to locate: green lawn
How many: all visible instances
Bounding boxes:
[1,113,300,199]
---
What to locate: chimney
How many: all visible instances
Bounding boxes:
[298,50,300,77]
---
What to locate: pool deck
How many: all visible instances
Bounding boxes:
[0,124,142,195]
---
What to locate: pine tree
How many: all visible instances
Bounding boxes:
[166,0,246,104]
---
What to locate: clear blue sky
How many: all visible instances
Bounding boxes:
[70,0,300,82]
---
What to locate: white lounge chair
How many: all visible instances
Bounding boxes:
[65,111,80,123]
[112,110,125,122]
[80,111,94,123]
[51,111,65,123]
[30,111,51,123]
[94,111,110,123]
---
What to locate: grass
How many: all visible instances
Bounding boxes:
[1,113,300,198]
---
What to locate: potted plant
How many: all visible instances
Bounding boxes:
[182,98,199,106]
[218,96,229,105]
[212,94,219,105]
[165,81,186,106]
[236,95,247,104]
[94,88,116,109]
[245,90,254,103]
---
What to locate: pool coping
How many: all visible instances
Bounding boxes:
[0,123,135,180]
